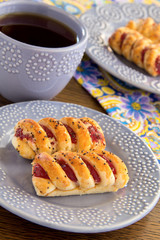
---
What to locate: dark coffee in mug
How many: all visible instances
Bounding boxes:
[0,12,78,47]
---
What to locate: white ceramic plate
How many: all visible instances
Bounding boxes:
[0,101,159,233]
[80,3,160,95]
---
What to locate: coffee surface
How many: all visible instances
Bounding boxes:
[0,12,77,47]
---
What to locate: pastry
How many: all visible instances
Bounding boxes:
[143,44,160,76]
[32,150,129,197]
[38,117,72,153]
[126,17,160,44]
[12,117,106,158]
[80,117,106,151]
[95,150,129,189]
[12,119,52,159]
[108,21,160,76]
[60,117,93,151]
[108,27,133,55]
[121,31,142,61]
[130,37,152,68]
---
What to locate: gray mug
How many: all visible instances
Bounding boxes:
[0,0,88,102]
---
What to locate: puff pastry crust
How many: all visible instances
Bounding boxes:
[109,21,160,76]
[38,117,72,153]
[126,17,160,44]
[32,150,129,197]
[80,117,106,151]
[12,119,52,159]
[12,117,106,158]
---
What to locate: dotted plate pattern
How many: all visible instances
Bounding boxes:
[0,101,159,233]
[80,3,160,95]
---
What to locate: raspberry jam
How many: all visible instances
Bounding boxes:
[15,127,32,141]
[40,124,56,145]
[88,125,103,143]
[155,56,160,74]
[120,33,127,48]
[33,163,50,179]
[82,158,101,183]
[141,47,148,63]
[57,159,77,182]
[64,124,77,144]
[99,154,116,175]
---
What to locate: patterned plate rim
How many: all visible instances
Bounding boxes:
[80,2,160,95]
[0,100,160,233]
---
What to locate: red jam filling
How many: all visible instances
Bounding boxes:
[141,47,148,63]
[33,163,50,179]
[82,158,101,183]
[15,127,33,141]
[64,124,77,144]
[99,154,116,175]
[57,159,77,182]
[120,33,127,48]
[88,125,103,143]
[155,56,160,74]
[40,124,56,145]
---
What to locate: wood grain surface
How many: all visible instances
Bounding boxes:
[0,78,159,240]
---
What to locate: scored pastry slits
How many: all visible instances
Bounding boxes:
[121,31,143,61]
[32,152,77,192]
[95,150,129,189]
[78,151,115,187]
[32,150,129,197]
[108,24,160,76]
[80,117,106,151]
[126,17,160,44]
[60,117,92,151]
[143,44,160,76]
[12,119,52,159]
[108,27,133,54]
[38,117,72,153]
[130,38,152,68]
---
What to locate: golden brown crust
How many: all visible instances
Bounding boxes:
[80,117,106,151]
[32,150,129,197]
[12,119,52,159]
[143,44,160,76]
[38,117,72,153]
[108,27,133,54]
[53,151,95,189]
[126,17,160,43]
[32,152,76,191]
[60,117,92,151]
[121,31,143,61]
[95,150,129,189]
[108,18,160,76]
[130,38,152,68]
[78,151,115,187]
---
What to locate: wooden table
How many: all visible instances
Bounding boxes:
[0,78,159,240]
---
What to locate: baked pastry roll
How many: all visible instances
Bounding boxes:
[108,23,160,76]
[38,117,72,153]
[80,117,106,151]
[130,38,152,68]
[126,17,160,44]
[143,44,160,76]
[108,27,133,55]
[32,150,129,197]
[121,31,143,61]
[60,117,92,151]
[95,150,129,189]
[12,119,52,159]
